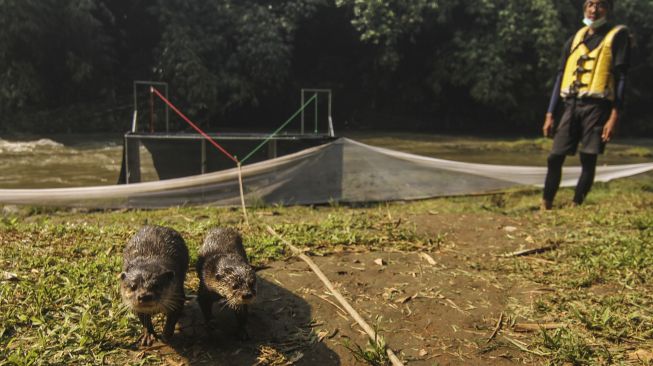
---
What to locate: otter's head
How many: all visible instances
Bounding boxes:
[120,262,180,314]
[202,255,257,308]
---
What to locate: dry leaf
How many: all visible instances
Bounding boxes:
[373,258,386,266]
[419,349,428,357]
[396,293,418,304]
[2,271,18,281]
[419,252,437,265]
[629,349,653,362]
[316,330,330,342]
[383,287,401,300]
[502,226,517,232]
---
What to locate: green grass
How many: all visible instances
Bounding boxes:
[0,204,430,365]
[1,148,652,364]
[495,177,653,365]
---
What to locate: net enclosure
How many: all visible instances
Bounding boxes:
[0,138,651,208]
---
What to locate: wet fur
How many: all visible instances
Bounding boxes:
[196,228,256,339]
[120,225,189,346]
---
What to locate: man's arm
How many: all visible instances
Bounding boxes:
[602,108,619,142]
[543,71,562,137]
[603,28,630,142]
[543,36,572,138]
[602,68,627,142]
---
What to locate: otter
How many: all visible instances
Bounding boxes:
[120,225,189,346]
[196,227,257,340]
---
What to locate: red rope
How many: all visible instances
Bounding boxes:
[150,87,239,164]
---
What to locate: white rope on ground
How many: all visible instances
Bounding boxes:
[237,162,249,227]
[265,226,405,366]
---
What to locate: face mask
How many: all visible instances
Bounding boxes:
[583,17,607,29]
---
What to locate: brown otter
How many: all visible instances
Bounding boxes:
[120,225,189,346]
[196,227,256,340]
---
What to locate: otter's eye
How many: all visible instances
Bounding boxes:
[232,283,238,290]
[130,284,137,291]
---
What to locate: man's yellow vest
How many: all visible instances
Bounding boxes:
[560,25,625,100]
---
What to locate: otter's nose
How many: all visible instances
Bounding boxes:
[242,293,254,300]
[138,294,154,303]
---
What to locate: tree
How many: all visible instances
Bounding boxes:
[614,0,653,133]
[335,0,564,129]
[154,0,326,126]
[0,0,651,134]
[0,0,115,114]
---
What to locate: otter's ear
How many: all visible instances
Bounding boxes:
[160,271,175,282]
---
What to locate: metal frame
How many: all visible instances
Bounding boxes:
[300,88,333,136]
[125,132,333,141]
[123,87,336,183]
[133,81,170,132]
[123,133,141,184]
[122,131,336,183]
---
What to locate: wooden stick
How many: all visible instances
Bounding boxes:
[266,226,405,366]
[237,163,249,227]
[498,244,558,258]
[513,322,564,332]
[486,311,504,343]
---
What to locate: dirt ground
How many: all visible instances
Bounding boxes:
[133,212,546,365]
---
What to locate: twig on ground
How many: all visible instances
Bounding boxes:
[498,244,558,258]
[513,322,564,332]
[503,335,550,356]
[267,226,405,366]
[486,312,504,343]
[419,252,437,265]
[312,293,348,317]
[444,298,469,315]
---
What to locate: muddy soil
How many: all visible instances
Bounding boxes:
[133,212,546,365]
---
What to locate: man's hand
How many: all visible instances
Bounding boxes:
[602,108,619,142]
[543,113,555,138]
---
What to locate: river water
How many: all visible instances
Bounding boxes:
[0,133,650,189]
[0,135,157,189]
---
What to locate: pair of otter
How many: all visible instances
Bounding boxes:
[119,225,257,346]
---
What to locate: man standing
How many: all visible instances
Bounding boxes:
[541,0,630,210]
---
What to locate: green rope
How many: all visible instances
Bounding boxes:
[240,93,318,164]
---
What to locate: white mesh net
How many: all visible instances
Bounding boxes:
[0,138,651,208]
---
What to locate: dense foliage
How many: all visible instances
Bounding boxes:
[0,0,651,134]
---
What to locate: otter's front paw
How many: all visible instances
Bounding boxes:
[138,332,158,347]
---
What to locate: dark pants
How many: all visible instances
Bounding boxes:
[543,99,611,205]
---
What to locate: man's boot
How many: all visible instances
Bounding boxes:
[540,199,553,211]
